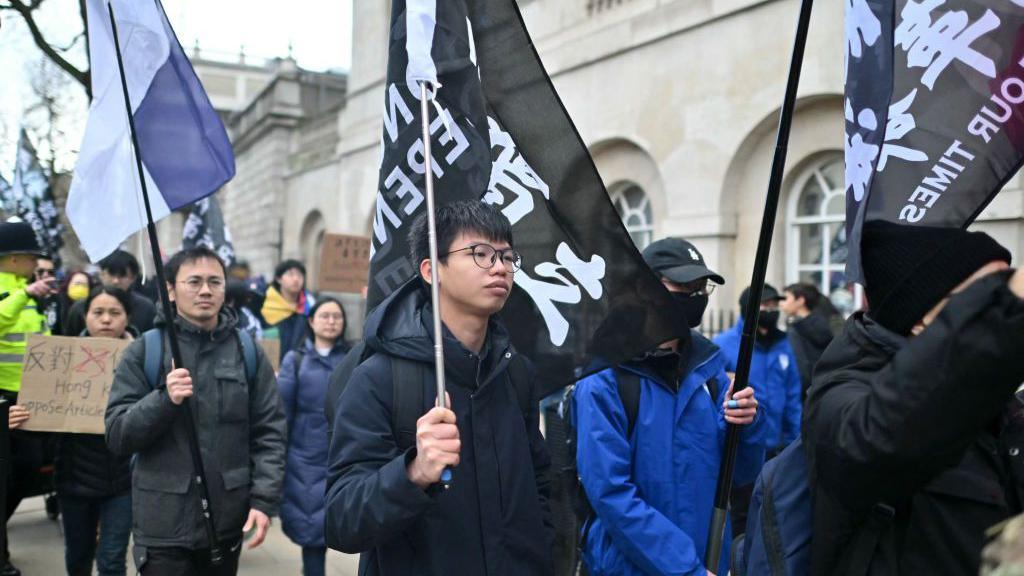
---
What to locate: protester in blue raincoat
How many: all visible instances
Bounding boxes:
[278,297,349,576]
[714,284,802,453]
[573,238,765,576]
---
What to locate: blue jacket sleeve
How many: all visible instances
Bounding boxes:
[713,367,766,487]
[574,371,706,576]
[780,346,802,445]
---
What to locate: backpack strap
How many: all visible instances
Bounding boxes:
[391,356,427,452]
[845,503,896,575]
[142,328,164,390]
[236,328,258,384]
[612,367,642,437]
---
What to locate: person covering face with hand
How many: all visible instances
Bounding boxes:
[571,237,765,576]
[805,220,1024,576]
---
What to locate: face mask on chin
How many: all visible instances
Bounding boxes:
[672,292,709,329]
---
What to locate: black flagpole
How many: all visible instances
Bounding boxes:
[704,0,814,569]
[106,3,224,565]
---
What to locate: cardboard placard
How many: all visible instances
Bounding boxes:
[259,339,281,373]
[318,234,371,294]
[18,334,131,434]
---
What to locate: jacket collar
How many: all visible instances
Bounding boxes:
[365,278,513,390]
[621,330,721,392]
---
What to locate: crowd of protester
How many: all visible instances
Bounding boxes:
[0,206,1022,575]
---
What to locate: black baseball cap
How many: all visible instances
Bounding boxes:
[642,237,725,285]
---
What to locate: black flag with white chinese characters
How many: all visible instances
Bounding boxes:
[846,0,1024,283]
[369,0,685,395]
[6,129,64,266]
[181,195,236,266]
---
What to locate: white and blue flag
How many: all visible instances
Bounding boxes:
[68,0,234,262]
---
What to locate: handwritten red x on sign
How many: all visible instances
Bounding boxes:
[75,346,112,378]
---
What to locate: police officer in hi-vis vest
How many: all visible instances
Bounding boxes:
[0,221,57,576]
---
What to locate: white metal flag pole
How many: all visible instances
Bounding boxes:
[419,80,452,490]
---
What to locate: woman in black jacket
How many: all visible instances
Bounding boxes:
[56,286,134,576]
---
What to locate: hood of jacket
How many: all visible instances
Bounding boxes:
[807,312,904,403]
[790,312,836,349]
[364,279,514,390]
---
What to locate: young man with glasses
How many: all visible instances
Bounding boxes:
[325,200,554,576]
[106,246,286,575]
[571,237,765,576]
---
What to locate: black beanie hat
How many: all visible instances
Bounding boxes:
[861,220,1011,336]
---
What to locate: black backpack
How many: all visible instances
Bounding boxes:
[558,367,718,574]
[324,341,532,449]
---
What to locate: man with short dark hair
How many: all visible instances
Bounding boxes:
[106,246,286,575]
[33,256,61,335]
[805,221,1024,575]
[325,200,553,576]
[66,249,156,335]
[780,283,834,400]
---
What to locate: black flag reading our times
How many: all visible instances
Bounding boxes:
[846,0,1024,283]
[368,0,686,395]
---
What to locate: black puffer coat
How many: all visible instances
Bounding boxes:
[804,271,1024,576]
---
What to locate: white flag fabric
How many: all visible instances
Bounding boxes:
[68,0,234,262]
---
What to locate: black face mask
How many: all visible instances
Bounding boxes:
[672,292,709,328]
[757,309,781,330]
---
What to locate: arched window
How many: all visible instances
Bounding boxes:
[610,183,653,250]
[786,155,861,315]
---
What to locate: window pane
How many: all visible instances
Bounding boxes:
[798,180,823,217]
[799,223,823,265]
[822,159,844,190]
[799,270,823,291]
[827,268,850,293]
[825,192,846,217]
[624,185,645,208]
[828,223,848,264]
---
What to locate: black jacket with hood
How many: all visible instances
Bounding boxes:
[324,280,554,576]
[788,312,834,399]
[804,271,1024,576]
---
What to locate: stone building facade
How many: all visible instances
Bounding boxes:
[223,0,1024,317]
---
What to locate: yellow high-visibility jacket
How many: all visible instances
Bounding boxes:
[0,272,50,393]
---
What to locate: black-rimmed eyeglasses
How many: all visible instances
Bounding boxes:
[444,244,522,272]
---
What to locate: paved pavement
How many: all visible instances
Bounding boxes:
[7,496,361,575]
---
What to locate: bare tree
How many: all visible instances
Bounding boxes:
[23,56,82,175]
[0,0,90,98]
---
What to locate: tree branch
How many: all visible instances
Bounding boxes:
[5,0,89,96]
